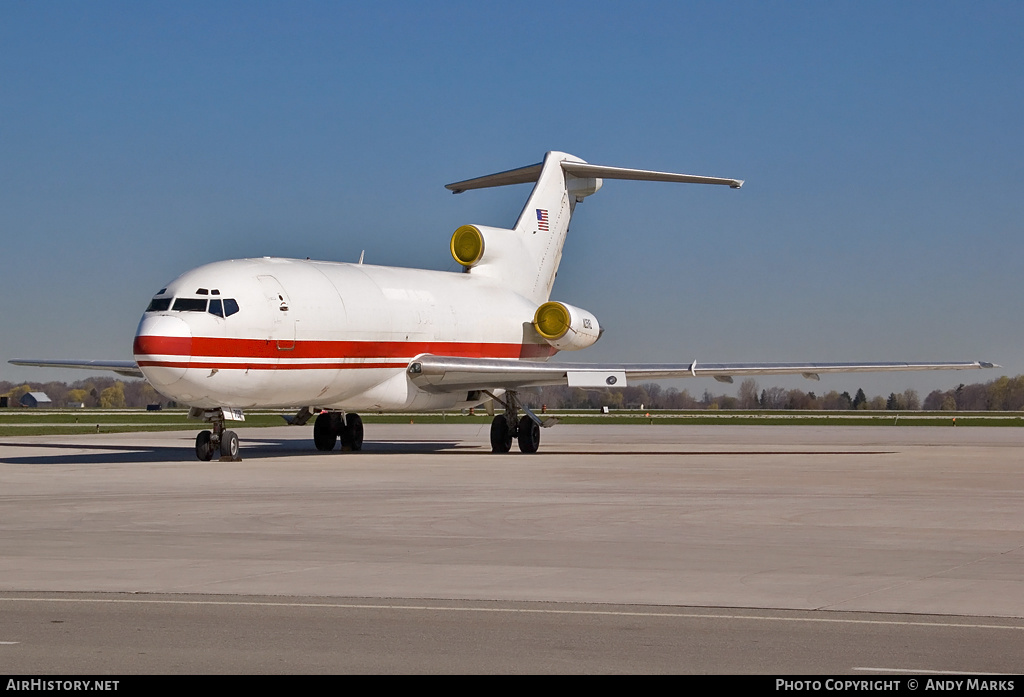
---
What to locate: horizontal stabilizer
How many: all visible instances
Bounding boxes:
[446,162,543,193]
[560,162,743,189]
[446,154,742,193]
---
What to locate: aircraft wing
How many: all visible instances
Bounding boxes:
[8,359,144,379]
[408,356,996,392]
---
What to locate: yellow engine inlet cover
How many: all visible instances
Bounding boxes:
[533,302,571,340]
[450,225,485,267]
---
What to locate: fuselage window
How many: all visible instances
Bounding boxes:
[223,298,240,317]
[146,298,172,312]
[209,299,224,317]
[172,298,208,312]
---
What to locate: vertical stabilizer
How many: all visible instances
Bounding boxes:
[511,151,587,303]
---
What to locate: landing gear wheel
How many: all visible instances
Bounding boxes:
[220,430,240,460]
[347,413,363,451]
[339,416,353,451]
[313,412,338,451]
[490,415,513,453]
[195,430,214,461]
[517,415,540,454]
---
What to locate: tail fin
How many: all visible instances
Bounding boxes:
[446,151,742,304]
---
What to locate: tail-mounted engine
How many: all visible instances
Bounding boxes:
[450,225,486,267]
[532,301,602,351]
[449,224,534,289]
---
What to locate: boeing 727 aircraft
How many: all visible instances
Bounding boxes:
[11,151,995,460]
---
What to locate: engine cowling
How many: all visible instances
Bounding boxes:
[532,301,602,351]
[450,225,486,267]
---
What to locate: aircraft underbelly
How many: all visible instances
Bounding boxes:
[173,367,396,409]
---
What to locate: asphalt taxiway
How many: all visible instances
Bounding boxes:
[1,423,1022,673]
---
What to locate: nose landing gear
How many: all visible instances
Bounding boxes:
[190,407,244,462]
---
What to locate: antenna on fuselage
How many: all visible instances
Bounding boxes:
[358,250,365,265]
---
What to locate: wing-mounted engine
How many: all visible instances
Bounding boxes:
[532,301,601,351]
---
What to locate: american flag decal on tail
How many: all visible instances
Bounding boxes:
[536,209,549,231]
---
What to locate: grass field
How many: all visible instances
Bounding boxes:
[0,408,1021,437]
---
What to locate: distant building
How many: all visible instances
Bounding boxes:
[20,392,52,408]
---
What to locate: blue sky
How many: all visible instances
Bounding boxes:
[2,1,1022,399]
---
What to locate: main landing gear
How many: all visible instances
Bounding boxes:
[487,390,542,454]
[313,411,364,452]
[191,407,244,462]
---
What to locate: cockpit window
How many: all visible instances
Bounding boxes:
[150,295,238,316]
[172,298,208,312]
[207,298,240,318]
[146,297,172,312]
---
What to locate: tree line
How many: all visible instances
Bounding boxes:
[1,378,165,409]
[2,374,1023,411]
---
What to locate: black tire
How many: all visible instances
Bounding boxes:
[313,412,338,451]
[346,413,363,451]
[517,415,540,454]
[490,415,513,453]
[220,430,240,460]
[195,430,214,461]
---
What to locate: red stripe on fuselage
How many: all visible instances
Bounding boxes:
[136,360,409,371]
[134,336,192,356]
[133,335,557,362]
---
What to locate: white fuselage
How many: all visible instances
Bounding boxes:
[134,258,556,411]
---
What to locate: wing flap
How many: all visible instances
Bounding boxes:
[567,370,627,388]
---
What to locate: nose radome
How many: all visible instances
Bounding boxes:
[134,314,193,388]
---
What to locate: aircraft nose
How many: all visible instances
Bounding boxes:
[133,314,193,388]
